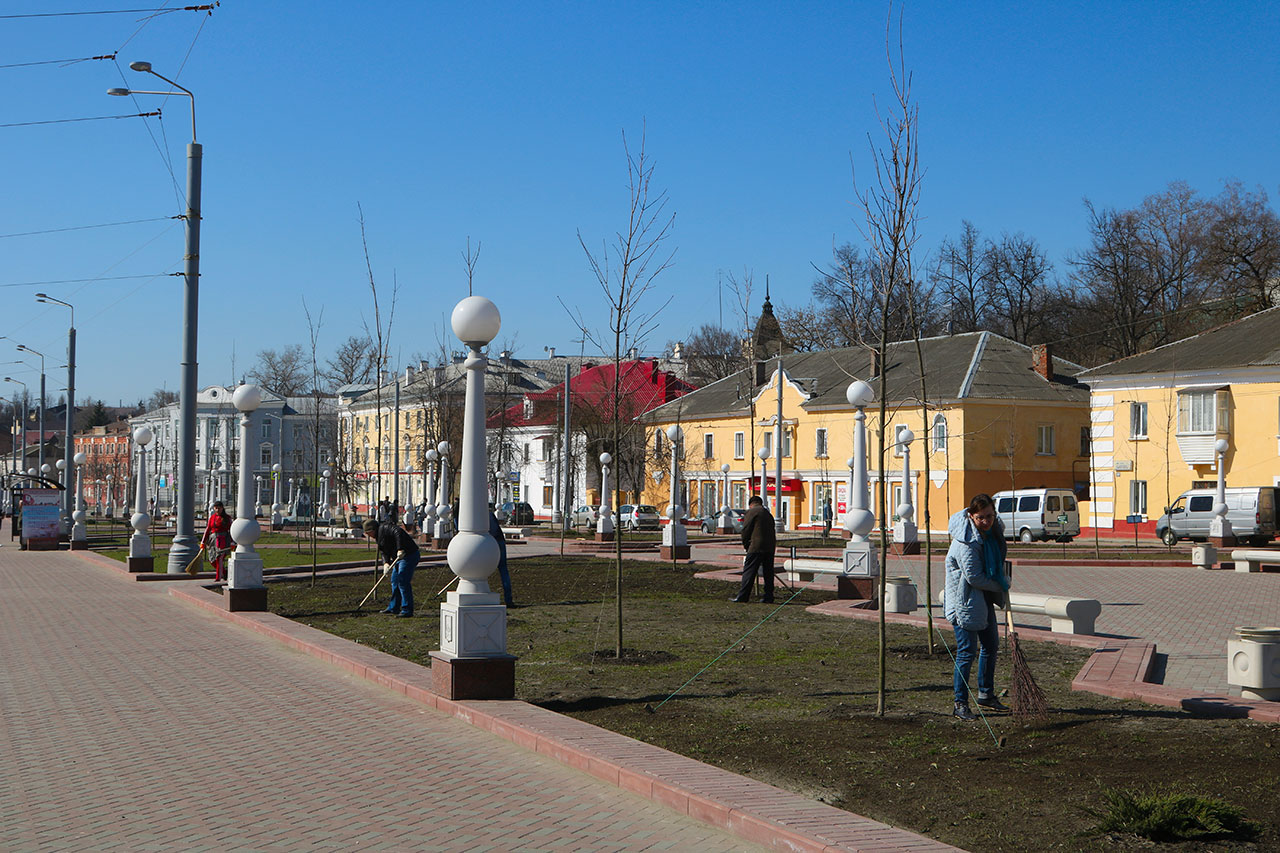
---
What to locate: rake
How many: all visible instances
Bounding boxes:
[1003,565,1048,722]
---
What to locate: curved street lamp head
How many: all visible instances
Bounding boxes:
[107,88,131,96]
[129,60,152,72]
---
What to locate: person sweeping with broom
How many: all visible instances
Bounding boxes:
[944,494,1011,721]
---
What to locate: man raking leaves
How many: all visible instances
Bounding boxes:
[361,517,419,617]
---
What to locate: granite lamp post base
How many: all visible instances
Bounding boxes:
[127,555,154,572]
[595,530,615,542]
[226,586,268,611]
[430,651,516,700]
[659,545,691,560]
[70,540,89,551]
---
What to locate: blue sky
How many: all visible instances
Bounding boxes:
[3,1,1278,407]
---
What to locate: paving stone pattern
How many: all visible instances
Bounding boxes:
[0,547,760,852]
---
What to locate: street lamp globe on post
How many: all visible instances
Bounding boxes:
[756,447,769,501]
[662,425,689,560]
[105,474,115,519]
[890,427,919,555]
[128,426,154,573]
[433,295,515,700]
[320,468,332,521]
[596,452,614,542]
[271,462,284,530]
[842,380,879,585]
[1209,437,1235,547]
[718,462,733,533]
[70,451,88,549]
[227,384,267,611]
[433,440,453,548]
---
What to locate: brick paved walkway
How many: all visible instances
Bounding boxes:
[0,547,760,852]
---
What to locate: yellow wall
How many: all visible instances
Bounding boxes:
[642,368,1089,533]
[1088,377,1280,530]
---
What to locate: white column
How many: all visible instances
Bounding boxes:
[892,428,918,552]
[434,442,452,541]
[718,462,733,532]
[70,452,88,545]
[662,425,687,555]
[843,380,879,577]
[130,427,153,568]
[1210,437,1234,542]
[271,462,283,528]
[597,452,614,539]
[424,448,439,531]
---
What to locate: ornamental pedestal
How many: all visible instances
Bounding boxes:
[432,590,515,699]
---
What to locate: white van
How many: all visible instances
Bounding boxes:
[1154,487,1277,546]
[991,488,1081,543]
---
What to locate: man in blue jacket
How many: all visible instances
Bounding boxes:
[943,494,1011,720]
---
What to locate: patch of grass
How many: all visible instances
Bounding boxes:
[1092,788,1261,843]
[267,554,1280,852]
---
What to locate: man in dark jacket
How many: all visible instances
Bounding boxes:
[732,495,776,603]
[363,517,420,617]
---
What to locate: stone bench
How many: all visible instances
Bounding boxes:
[501,526,532,541]
[938,589,1101,635]
[1229,549,1280,573]
[781,557,879,600]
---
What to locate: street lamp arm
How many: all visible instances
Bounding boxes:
[124,66,196,141]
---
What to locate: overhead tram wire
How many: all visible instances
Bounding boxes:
[0,217,174,240]
[0,6,215,19]
[0,111,159,129]
[0,54,117,69]
[0,275,163,290]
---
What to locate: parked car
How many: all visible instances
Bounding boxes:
[991,488,1080,543]
[616,504,661,530]
[570,505,599,528]
[697,508,745,533]
[500,501,535,525]
[1155,487,1277,546]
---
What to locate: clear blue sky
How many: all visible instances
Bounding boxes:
[3,1,1278,407]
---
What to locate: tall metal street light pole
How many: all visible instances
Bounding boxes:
[110,60,201,574]
[36,294,75,532]
[14,344,46,477]
[4,377,27,476]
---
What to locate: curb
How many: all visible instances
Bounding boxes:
[157,579,960,853]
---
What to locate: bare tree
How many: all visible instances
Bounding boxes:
[358,204,398,514]
[986,232,1056,343]
[854,6,923,717]
[571,125,675,659]
[323,336,375,390]
[931,220,992,333]
[1200,181,1280,312]
[671,323,746,383]
[250,345,309,397]
[144,388,178,411]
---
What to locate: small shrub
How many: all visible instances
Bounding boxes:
[1092,788,1261,842]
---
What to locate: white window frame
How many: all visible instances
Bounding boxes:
[1178,388,1229,435]
[761,432,773,457]
[703,433,714,459]
[734,431,745,459]
[931,414,947,453]
[260,445,273,468]
[1130,401,1148,440]
[1036,424,1056,456]
[815,427,828,458]
[893,423,910,457]
[1130,479,1148,516]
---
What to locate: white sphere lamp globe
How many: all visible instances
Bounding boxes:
[451,295,501,346]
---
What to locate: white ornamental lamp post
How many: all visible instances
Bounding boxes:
[662,425,689,559]
[842,380,879,580]
[424,447,439,532]
[105,473,114,518]
[254,475,263,517]
[129,426,154,573]
[434,441,452,544]
[227,384,267,610]
[718,462,733,533]
[320,468,332,521]
[70,451,88,549]
[1210,437,1235,546]
[55,458,68,536]
[596,452,614,542]
[271,462,283,530]
[891,427,919,554]
[434,295,514,699]
[757,446,769,502]
[845,456,855,539]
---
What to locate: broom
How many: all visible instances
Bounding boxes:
[1003,563,1048,722]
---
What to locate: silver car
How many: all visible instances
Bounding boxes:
[699,508,744,533]
[617,504,660,530]
[570,505,599,528]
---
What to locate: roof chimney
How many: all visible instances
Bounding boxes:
[869,349,881,378]
[547,346,556,359]
[404,365,415,383]
[1032,344,1053,380]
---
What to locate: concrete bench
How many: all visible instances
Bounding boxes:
[501,526,532,541]
[781,557,880,600]
[1229,549,1280,573]
[782,557,846,580]
[938,590,1101,635]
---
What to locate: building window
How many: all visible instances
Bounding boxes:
[703,433,714,459]
[1080,426,1091,457]
[761,432,772,458]
[893,423,911,456]
[654,430,663,454]
[542,485,553,507]
[815,428,828,458]
[1130,402,1148,439]
[1178,388,1229,435]
[732,483,747,509]
[260,446,272,468]
[1130,480,1148,516]
[262,421,272,439]
[522,443,530,464]
[932,415,947,453]
[1037,424,1056,455]
[733,431,744,459]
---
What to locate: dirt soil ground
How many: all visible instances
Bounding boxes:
[268,554,1279,852]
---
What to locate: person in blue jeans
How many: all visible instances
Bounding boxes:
[943,494,1011,720]
[364,518,420,617]
[488,508,514,607]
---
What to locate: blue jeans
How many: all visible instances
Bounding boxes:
[952,601,998,703]
[386,552,420,614]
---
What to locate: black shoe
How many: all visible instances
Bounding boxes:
[976,693,1008,711]
[381,609,399,615]
[762,598,775,604]
[953,702,977,721]
[396,612,413,618]
[729,596,747,603]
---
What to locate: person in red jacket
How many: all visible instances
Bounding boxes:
[201,501,233,582]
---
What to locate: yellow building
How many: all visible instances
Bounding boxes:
[639,332,1090,533]
[1078,307,1280,537]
